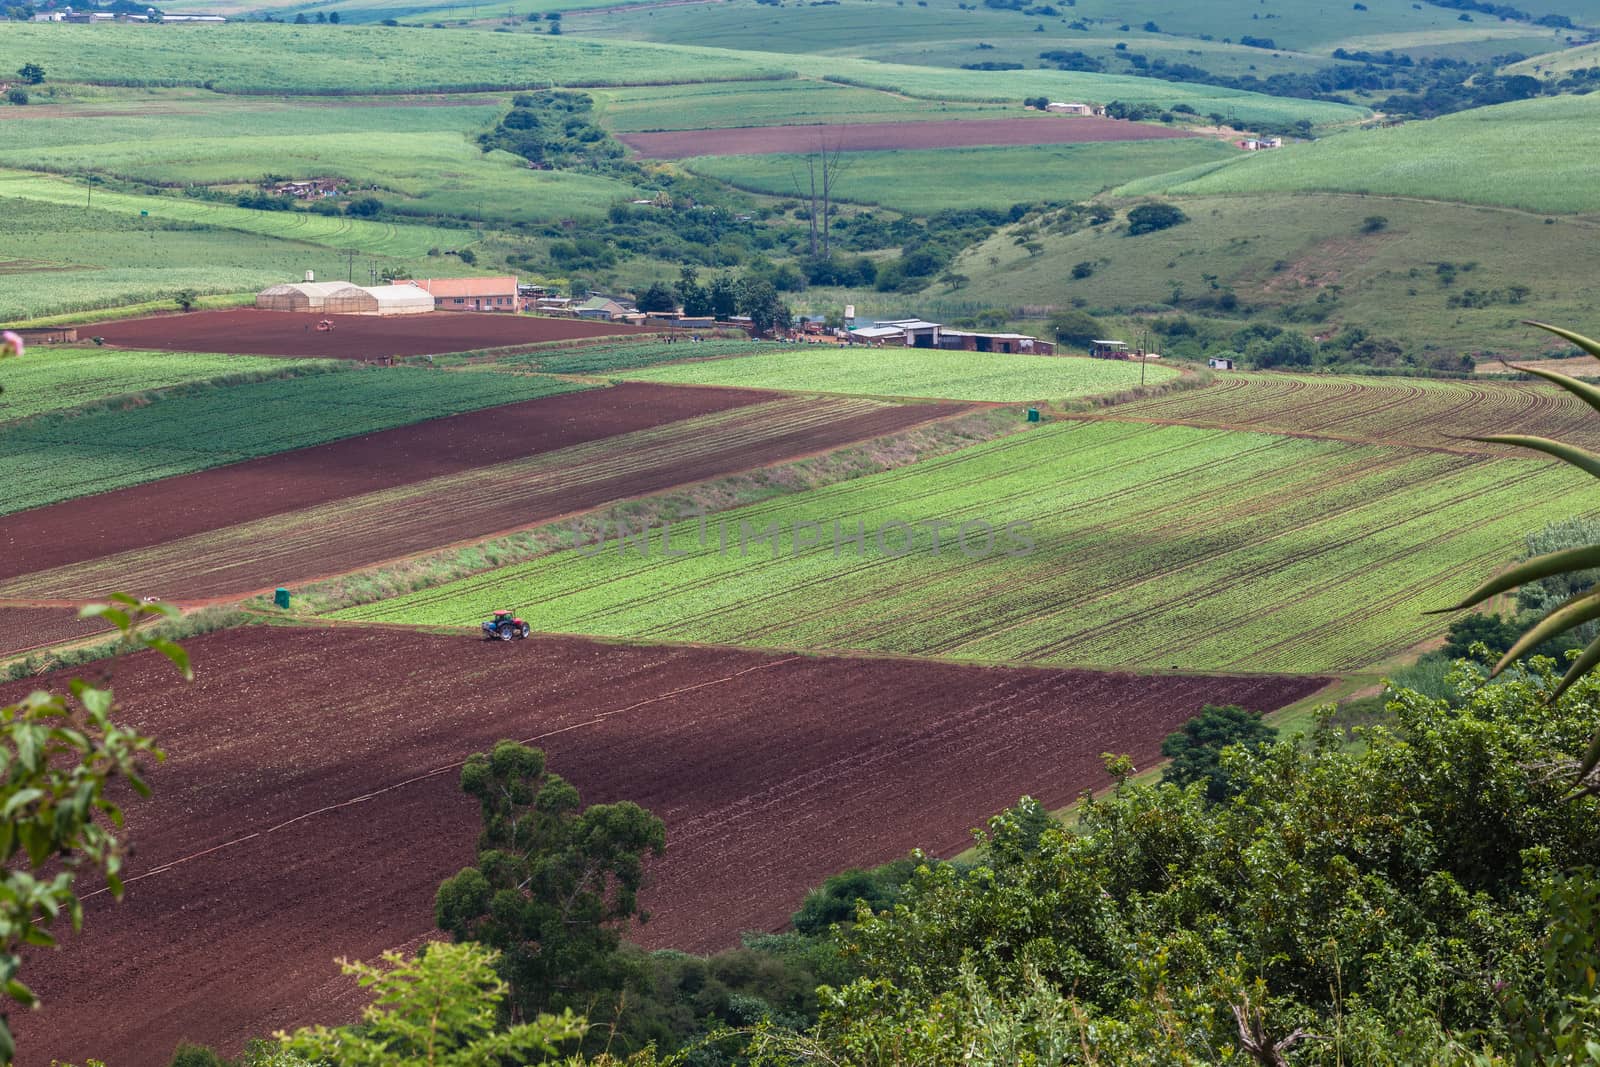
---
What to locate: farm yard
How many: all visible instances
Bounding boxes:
[334,420,1591,674]
[4,624,1328,1066]
[0,366,589,513]
[88,308,645,359]
[617,116,1201,160]
[620,347,1175,401]
[0,395,961,601]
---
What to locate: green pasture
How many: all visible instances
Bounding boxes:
[495,339,771,375]
[685,139,1237,214]
[943,191,1600,356]
[1117,94,1600,214]
[0,24,788,93]
[332,419,1589,674]
[619,347,1175,401]
[594,81,1020,132]
[0,199,437,321]
[1504,40,1600,77]
[0,348,322,423]
[0,368,588,514]
[0,169,466,256]
[0,98,636,222]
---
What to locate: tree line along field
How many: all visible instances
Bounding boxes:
[1117,94,1600,215]
[0,347,324,423]
[331,419,1592,674]
[1107,371,1600,453]
[943,192,1600,356]
[619,347,1177,402]
[0,367,588,515]
[684,139,1238,215]
[4,625,1327,1065]
[0,395,961,601]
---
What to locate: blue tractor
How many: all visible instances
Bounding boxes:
[482,609,531,641]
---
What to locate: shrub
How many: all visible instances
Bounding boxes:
[1125,203,1188,236]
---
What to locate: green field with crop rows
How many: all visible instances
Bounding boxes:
[496,339,772,375]
[594,81,1019,132]
[333,419,1588,673]
[0,348,327,423]
[0,368,587,514]
[621,348,1174,401]
[1117,94,1600,214]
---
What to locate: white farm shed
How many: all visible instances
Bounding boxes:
[365,284,435,315]
[255,281,375,313]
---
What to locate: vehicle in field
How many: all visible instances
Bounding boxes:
[482,609,531,641]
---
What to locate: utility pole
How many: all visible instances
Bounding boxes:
[344,246,357,283]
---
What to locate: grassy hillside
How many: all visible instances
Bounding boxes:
[0,95,637,221]
[1503,40,1600,76]
[685,139,1237,214]
[943,192,1600,356]
[594,81,1020,132]
[1117,94,1600,214]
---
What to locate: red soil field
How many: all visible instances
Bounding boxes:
[6,625,1330,1066]
[88,308,644,359]
[1,397,962,602]
[0,383,774,584]
[0,606,111,659]
[619,116,1198,159]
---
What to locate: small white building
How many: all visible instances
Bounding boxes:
[1046,102,1095,115]
[1208,356,1237,370]
[366,284,435,316]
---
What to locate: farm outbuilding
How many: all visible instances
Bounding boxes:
[365,285,435,316]
[255,282,375,314]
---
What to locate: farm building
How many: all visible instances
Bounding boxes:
[413,276,519,312]
[574,297,637,321]
[1046,102,1097,115]
[255,282,376,314]
[1208,356,1237,370]
[365,285,435,315]
[939,330,1054,355]
[1089,339,1132,359]
[268,179,343,200]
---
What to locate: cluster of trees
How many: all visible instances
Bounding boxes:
[478,91,626,175]
[1146,316,1475,374]
[289,10,339,22]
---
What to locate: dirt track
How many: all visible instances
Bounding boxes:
[618,116,1197,159]
[6,625,1329,1066]
[88,309,644,359]
[0,383,772,584]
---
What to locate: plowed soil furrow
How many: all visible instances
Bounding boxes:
[0,383,778,584]
[3,625,1328,1067]
[87,308,644,359]
[0,606,113,659]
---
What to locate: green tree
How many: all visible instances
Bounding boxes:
[708,274,739,320]
[1441,612,1522,661]
[0,595,188,1065]
[173,290,197,312]
[434,742,665,1018]
[737,276,791,336]
[345,197,383,218]
[327,10,339,21]
[15,63,43,85]
[279,941,585,1066]
[1046,309,1104,347]
[1159,704,1277,802]
[1125,203,1188,236]
[676,266,711,318]
[635,281,676,314]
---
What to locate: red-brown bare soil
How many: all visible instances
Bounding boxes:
[1,396,961,601]
[619,116,1197,159]
[0,606,111,659]
[0,383,779,584]
[5,624,1329,1066]
[87,309,644,359]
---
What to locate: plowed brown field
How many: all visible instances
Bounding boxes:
[88,308,644,359]
[0,396,960,601]
[0,605,111,659]
[0,383,772,583]
[619,116,1197,159]
[7,625,1329,1066]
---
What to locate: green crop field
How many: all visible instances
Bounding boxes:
[0,170,467,257]
[332,419,1589,673]
[496,339,772,375]
[685,140,1238,214]
[942,192,1600,356]
[1105,371,1600,452]
[593,81,1020,132]
[0,97,636,222]
[0,347,326,423]
[619,347,1175,401]
[0,199,444,322]
[0,368,587,514]
[1117,94,1600,214]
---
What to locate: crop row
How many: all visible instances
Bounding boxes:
[498,339,771,376]
[335,420,1591,674]
[0,347,331,424]
[622,347,1175,402]
[0,369,587,515]
[1109,371,1600,454]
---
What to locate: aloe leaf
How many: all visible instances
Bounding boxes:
[1506,364,1600,418]
[1471,434,1600,480]
[1491,590,1600,677]
[1428,545,1600,613]
[1524,320,1600,362]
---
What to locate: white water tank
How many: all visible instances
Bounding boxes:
[305,269,315,282]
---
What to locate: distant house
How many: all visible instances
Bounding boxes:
[1089,339,1131,359]
[1208,356,1237,370]
[1238,137,1284,151]
[1045,102,1095,115]
[534,296,573,314]
[939,330,1054,355]
[413,276,519,312]
[268,178,343,200]
[573,296,635,321]
[160,12,228,21]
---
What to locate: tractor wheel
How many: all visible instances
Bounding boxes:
[519,623,531,639]
[498,625,514,641]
